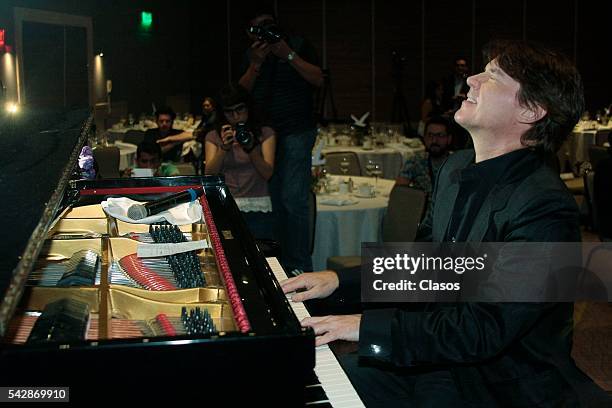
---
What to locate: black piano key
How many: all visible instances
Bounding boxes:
[303,385,328,403]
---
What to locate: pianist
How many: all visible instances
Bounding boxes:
[281,41,603,407]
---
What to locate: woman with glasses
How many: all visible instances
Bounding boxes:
[205,83,276,240]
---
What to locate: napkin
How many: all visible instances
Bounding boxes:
[319,198,359,206]
[101,197,202,224]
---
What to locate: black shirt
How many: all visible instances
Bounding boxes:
[445,148,532,242]
[244,36,319,137]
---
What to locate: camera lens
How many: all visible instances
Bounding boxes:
[234,122,253,146]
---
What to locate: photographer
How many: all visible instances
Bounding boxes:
[239,10,323,274]
[204,83,276,240]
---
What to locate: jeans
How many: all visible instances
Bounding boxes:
[269,128,316,272]
[241,211,275,241]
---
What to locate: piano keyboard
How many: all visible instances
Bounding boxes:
[267,257,365,408]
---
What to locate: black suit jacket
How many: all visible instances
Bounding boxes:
[351,149,604,407]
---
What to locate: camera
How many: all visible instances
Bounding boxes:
[234,122,254,147]
[248,23,283,44]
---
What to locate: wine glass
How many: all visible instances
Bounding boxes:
[370,162,383,189]
[365,159,375,177]
[339,157,350,181]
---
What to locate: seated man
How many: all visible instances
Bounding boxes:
[395,115,453,215]
[123,140,179,177]
[144,106,187,162]
[281,41,607,407]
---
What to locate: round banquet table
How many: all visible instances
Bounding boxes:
[311,175,396,271]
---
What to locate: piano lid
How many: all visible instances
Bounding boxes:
[0,108,92,336]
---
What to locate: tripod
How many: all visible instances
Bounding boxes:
[316,68,338,124]
[390,51,412,134]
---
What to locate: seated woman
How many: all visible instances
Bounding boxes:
[204,83,276,240]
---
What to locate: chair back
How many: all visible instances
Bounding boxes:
[382,185,427,242]
[123,130,146,145]
[308,190,317,254]
[324,152,361,176]
[595,129,610,146]
[175,162,196,176]
[93,146,120,179]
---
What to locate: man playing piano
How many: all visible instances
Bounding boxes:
[281,41,603,407]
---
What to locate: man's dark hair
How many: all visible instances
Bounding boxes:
[155,106,176,121]
[483,40,585,153]
[137,140,162,160]
[424,115,451,135]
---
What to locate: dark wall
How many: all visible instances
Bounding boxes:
[1,0,610,120]
[192,0,611,121]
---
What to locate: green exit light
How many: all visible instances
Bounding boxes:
[141,11,153,28]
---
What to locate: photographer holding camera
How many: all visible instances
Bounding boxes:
[205,83,276,240]
[239,10,323,274]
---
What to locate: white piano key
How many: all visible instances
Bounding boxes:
[267,257,365,408]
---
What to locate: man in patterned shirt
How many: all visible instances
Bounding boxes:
[395,115,453,212]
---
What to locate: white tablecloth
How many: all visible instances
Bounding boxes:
[311,176,396,271]
[321,142,424,179]
[564,124,611,165]
[114,141,137,170]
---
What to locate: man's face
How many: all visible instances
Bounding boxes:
[203,100,213,114]
[454,59,522,135]
[455,59,469,76]
[423,123,451,157]
[135,152,160,170]
[157,114,173,132]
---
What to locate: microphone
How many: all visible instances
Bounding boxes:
[127,188,203,220]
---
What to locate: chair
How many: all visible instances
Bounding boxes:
[92,146,120,179]
[382,185,427,242]
[323,152,361,176]
[588,145,609,170]
[123,130,146,146]
[595,129,610,146]
[175,162,197,176]
[326,185,427,271]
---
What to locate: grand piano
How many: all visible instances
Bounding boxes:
[0,109,363,406]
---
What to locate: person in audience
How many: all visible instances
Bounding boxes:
[395,115,453,216]
[442,56,470,113]
[198,97,218,134]
[191,97,219,174]
[204,83,276,240]
[122,140,179,177]
[144,106,186,162]
[441,57,472,150]
[239,9,323,274]
[420,80,445,124]
[280,41,598,407]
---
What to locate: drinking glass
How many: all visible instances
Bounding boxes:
[370,163,383,189]
[365,159,375,177]
[339,157,350,181]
